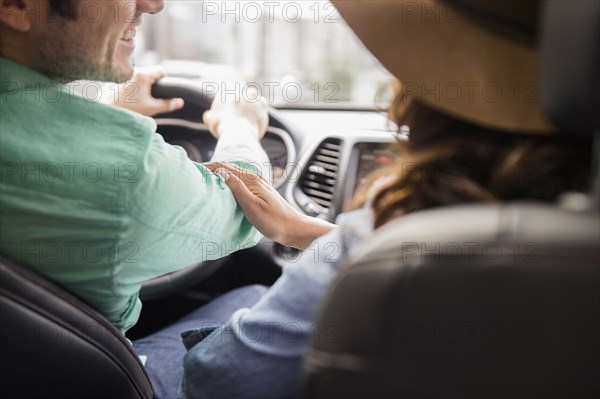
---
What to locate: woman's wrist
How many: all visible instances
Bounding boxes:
[283,215,335,250]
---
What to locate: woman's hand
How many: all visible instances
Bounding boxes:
[203,161,335,250]
[105,66,184,117]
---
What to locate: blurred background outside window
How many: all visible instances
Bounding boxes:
[133,0,393,108]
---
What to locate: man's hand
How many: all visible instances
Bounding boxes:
[105,66,184,117]
[203,88,269,140]
[203,161,334,250]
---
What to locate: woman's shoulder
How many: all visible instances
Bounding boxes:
[335,208,375,259]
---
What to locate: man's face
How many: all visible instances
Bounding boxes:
[36,0,164,83]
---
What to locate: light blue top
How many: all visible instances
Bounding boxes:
[180,208,374,399]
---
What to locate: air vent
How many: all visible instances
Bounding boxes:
[299,138,342,214]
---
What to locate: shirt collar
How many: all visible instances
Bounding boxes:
[0,56,158,134]
[0,56,55,86]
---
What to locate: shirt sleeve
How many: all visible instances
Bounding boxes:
[211,126,272,183]
[119,131,263,283]
[179,209,374,399]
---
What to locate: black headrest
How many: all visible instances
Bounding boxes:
[542,0,600,134]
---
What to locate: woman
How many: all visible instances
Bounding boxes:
[136,1,593,398]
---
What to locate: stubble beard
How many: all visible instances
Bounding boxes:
[38,21,134,84]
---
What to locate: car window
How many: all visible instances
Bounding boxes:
[134,0,393,108]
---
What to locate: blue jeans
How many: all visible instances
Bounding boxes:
[133,285,268,399]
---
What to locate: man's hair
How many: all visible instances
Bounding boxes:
[47,0,77,21]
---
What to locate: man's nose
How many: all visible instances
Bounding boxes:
[136,0,165,14]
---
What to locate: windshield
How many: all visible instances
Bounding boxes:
[134,1,393,108]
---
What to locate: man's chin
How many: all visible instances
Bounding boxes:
[111,69,134,84]
[50,61,134,84]
[106,60,135,83]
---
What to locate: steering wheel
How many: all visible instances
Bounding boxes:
[139,78,291,301]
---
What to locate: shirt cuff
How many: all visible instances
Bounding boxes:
[211,129,272,183]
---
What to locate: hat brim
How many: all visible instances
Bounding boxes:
[333,0,555,133]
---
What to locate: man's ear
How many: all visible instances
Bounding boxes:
[0,0,36,32]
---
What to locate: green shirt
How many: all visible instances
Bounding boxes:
[0,57,264,334]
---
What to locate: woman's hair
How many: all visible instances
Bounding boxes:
[352,85,592,228]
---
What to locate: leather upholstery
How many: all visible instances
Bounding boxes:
[0,256,154,399]
[302,203,600,398]
[542,0,600,133]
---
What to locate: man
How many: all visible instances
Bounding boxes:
[0,0,270,335]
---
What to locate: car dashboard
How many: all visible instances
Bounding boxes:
[275,110,402,220]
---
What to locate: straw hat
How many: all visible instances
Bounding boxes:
[333,0,554,133]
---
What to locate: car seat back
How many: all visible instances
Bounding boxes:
[0,256,154,398]
[302,203,599,398]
